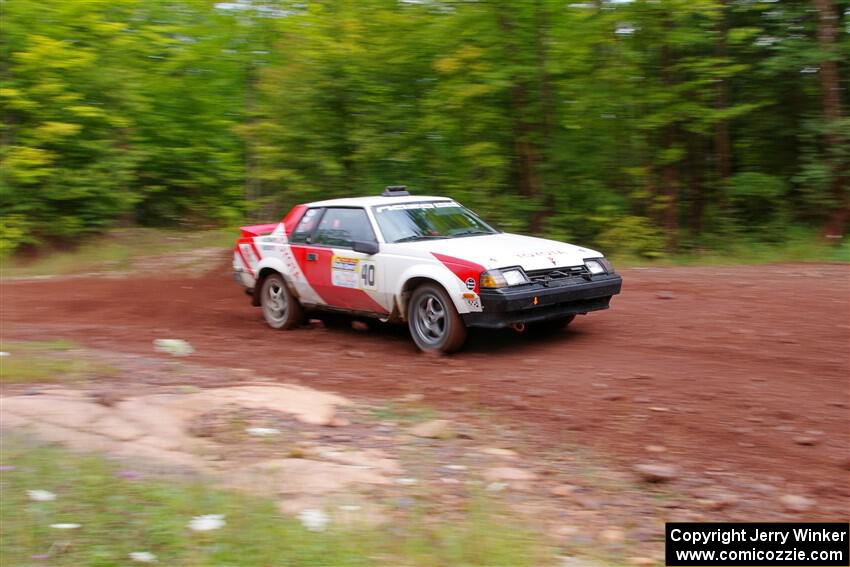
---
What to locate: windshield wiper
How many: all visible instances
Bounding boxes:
[450,229,492,237]
[393,235,447,243]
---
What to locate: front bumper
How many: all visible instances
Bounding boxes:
[462,273,622,329]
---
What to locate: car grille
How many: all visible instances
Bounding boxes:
[525,265,589,285]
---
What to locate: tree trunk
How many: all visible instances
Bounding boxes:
[813,0,848,237]
[532,0,555,232]
[497,7,545,234]
[714,2,732,184]
[688,137,705,237]
[660,39,679,249]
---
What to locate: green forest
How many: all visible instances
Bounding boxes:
[1,0,848,258]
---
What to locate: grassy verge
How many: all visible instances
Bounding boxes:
[0,340,117,384]
[2,227,845,279]
[2,228,850,277]
[611,233,849,267]
[0,440,551,566]
[3,228,236,278]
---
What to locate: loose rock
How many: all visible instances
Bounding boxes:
[153,338,194,357]
[550,484,578,497]
[326,416,350,428]
[408,419,452,439]
[779,494,815,513]
[480,447,518,458]
[483,467,537,482]
[600,527,626,544]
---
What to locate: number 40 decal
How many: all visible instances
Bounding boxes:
[360,262,377,290]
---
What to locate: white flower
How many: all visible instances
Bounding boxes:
[27,489,56,502]
[298,509,329,532]
[129,551,158,563]
[50,523,80,529]
[187,514,226,531]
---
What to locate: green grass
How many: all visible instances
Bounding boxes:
[0,340,117,384]
[611,232,849,267]
[3,227,236,278]
[367,401,441,425]
[0,440,552,566]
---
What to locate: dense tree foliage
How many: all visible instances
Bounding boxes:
[1,0,848,257]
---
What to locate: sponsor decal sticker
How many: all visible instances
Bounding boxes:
[331,256,378,290]
[331,256,360,288]
[465,277,475,290]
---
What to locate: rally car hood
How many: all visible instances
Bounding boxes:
[418,233,602,271]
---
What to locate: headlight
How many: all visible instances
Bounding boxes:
[584,258,608,275]
[480,268,529,288]
[502,269,528,286]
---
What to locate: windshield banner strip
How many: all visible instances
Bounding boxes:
[374,201,456,213]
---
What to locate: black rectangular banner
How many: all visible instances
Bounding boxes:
[666,523,849,566]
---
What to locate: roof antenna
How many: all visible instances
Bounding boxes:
[382,185,410,197]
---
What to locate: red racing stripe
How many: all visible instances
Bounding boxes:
[290,245,388,314]
[249,239,262,261]
[431,253,485,293]
[235,243,255,277]
[282,204,308,236]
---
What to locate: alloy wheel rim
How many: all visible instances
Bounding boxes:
[413,293,447,345]
[265,280,288,323]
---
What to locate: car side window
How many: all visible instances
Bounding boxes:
[312,208,375,248]
[289,208,321,244]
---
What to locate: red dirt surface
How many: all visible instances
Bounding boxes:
[3,261,849,517]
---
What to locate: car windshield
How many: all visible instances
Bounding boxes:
[373,201,498,244]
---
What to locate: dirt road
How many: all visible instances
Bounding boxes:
[3,260,848,518]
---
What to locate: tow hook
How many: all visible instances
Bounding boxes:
[511,322,526,333]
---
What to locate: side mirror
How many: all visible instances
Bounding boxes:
[352,240,379,255]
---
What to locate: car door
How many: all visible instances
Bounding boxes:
[285,207,327,305]
[303,207,388,314]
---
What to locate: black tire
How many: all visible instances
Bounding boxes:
[407,283,467,353]
[530,314,575,335]
[260,273,304,330]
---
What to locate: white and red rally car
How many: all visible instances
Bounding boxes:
[233,186,622,353]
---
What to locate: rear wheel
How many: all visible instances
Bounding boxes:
[407,283,467,353]
[260,273,304,330]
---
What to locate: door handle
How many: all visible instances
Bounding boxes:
[307,253,318,261]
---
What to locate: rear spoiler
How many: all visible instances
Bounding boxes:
[239,223,279,238]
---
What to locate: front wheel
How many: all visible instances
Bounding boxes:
[407,283,467,354]
[260,273,304,330]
